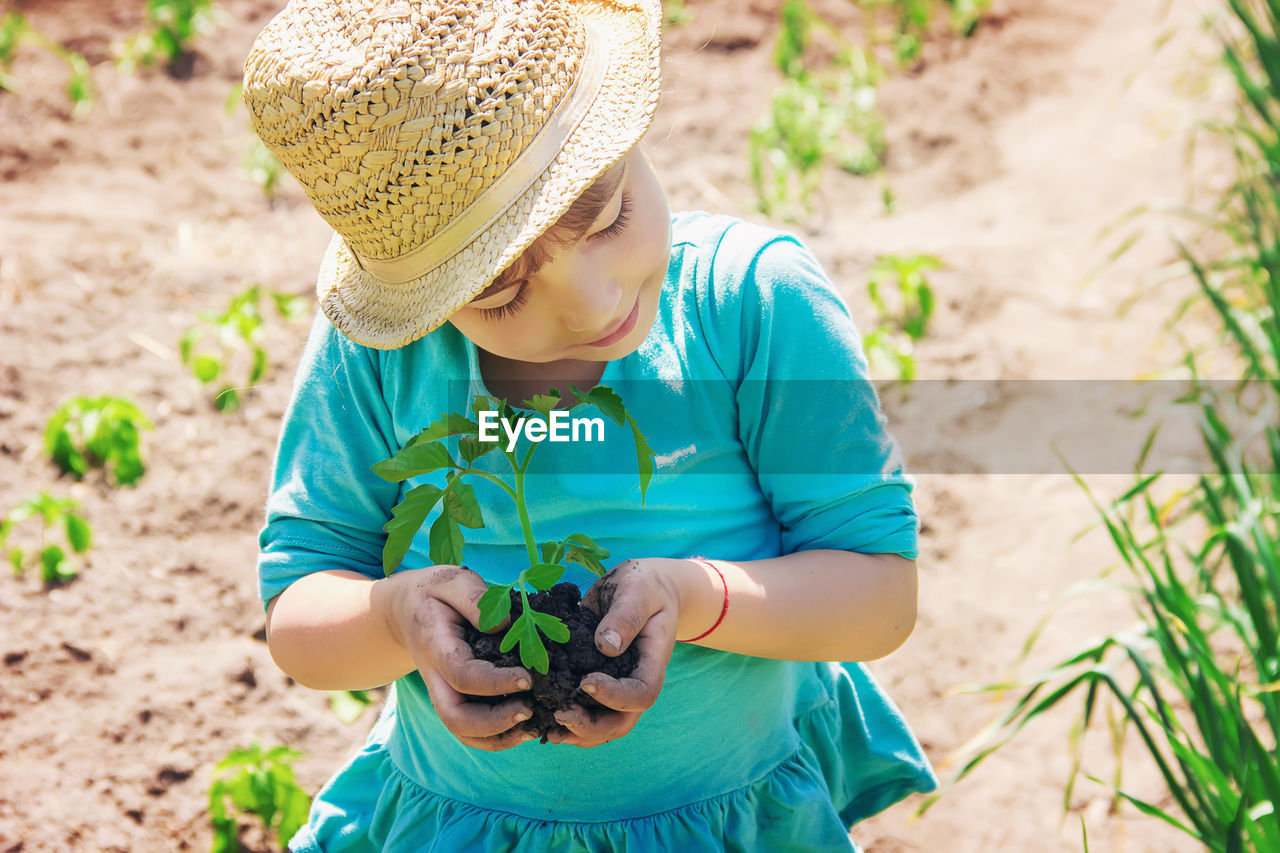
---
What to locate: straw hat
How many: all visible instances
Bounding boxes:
[243,0,662,349]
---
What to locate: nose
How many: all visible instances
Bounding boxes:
[546,264,623,334]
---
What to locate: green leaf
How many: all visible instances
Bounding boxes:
[39,544,74,584]
[8,547,24,576]
[444,481,484,529]
[64,513,91,553]
[531,610,570,644]
[575,385,627,425]
[458,434,494,465]
[409,413,481,445]
[503,612,550,673]
[178,326,202,364]
[213,385,240,413]
[193,353,221,384]
[427,512,464,566]
[249,346,268,383]
[524,562,566,591]
[564,544,607,577]
[381,484,443,576]
[539,540,564,565]
[477,585,513,631]
[372,441,454,482]
[270,290,309,323]
[628,417,656,502]
[563,532,609,559]
[523,390,561,418]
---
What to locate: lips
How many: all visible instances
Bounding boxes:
[584,297,640,347]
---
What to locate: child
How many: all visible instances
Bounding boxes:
[245,0,936,849]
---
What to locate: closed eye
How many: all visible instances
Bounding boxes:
[478,281,529,321]
[589,192,631,241]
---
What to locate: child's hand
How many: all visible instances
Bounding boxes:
[383,565,536,751]
[546,558,692,748]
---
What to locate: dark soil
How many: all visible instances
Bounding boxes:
[463,582,638,742]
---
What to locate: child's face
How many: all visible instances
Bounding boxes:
[448,150,671,367]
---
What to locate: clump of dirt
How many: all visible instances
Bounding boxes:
[463,582,638,742]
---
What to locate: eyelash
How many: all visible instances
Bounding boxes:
[478,192,632,322]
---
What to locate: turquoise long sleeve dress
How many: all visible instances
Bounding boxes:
[258,211,937,851]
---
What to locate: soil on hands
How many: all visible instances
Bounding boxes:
[463,582,638,742]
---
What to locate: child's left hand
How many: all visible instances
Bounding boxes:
[544,557,693,748]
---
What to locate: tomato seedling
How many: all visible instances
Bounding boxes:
[208,740,311,853]
[0,11,94,118]
[179,285,308,412]
[118,0,219,72]
[44,395,152,487]
[372,385,654,674]
[1,492,92,585]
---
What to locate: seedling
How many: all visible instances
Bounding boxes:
[118,0,218,72]
[750,0,989,218]
[373,385,654,674]
[208,740,311,853]
[224,85,288,202]
[0,11,94,118]
[862,253,939,382]
[1,492,92,585]
[44,396,153,486]
[748,0,886,219]
[179,285,308,412]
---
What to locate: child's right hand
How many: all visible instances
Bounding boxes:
[381,565,535,751]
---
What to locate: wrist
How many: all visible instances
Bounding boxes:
[673,557,726,643]
[372,571,411,651]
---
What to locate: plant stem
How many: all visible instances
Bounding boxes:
[511,446,539,566]
[458,468,517,502]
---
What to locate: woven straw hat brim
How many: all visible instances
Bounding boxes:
[315,0,661,350]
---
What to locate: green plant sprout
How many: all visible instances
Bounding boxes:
[749,0,990,218]
[663,0,693,27]
[0,11,94,118]
[1,492,92,585]
[748,0,886,219]
[119,0,218,72]
[372,385,655,674]
[179,285,308,412]
[208,740,311,853]
[44,396,153,486]
[856,0,989,67]
[862,253,939,382]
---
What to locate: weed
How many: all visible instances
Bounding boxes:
[179,285,308,413]
[749,0,989,218]
[920,2,1280,848]
[208,740,311,853]
[0,11,93,117]
[1,492,92,585]
[119,0,217,72]
[45,396,153,487]
[862,254,939,382]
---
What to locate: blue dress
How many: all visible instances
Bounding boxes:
[259,211,937,851]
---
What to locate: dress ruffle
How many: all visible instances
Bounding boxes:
[288,663,934,853]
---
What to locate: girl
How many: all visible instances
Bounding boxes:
[244,0,936,849]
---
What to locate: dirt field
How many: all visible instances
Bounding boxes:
[0,0,1235,849]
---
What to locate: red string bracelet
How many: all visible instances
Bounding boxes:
[681,556,729,643]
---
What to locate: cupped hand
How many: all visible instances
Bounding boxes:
[383,564,534,751]
[545,558,689,748]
